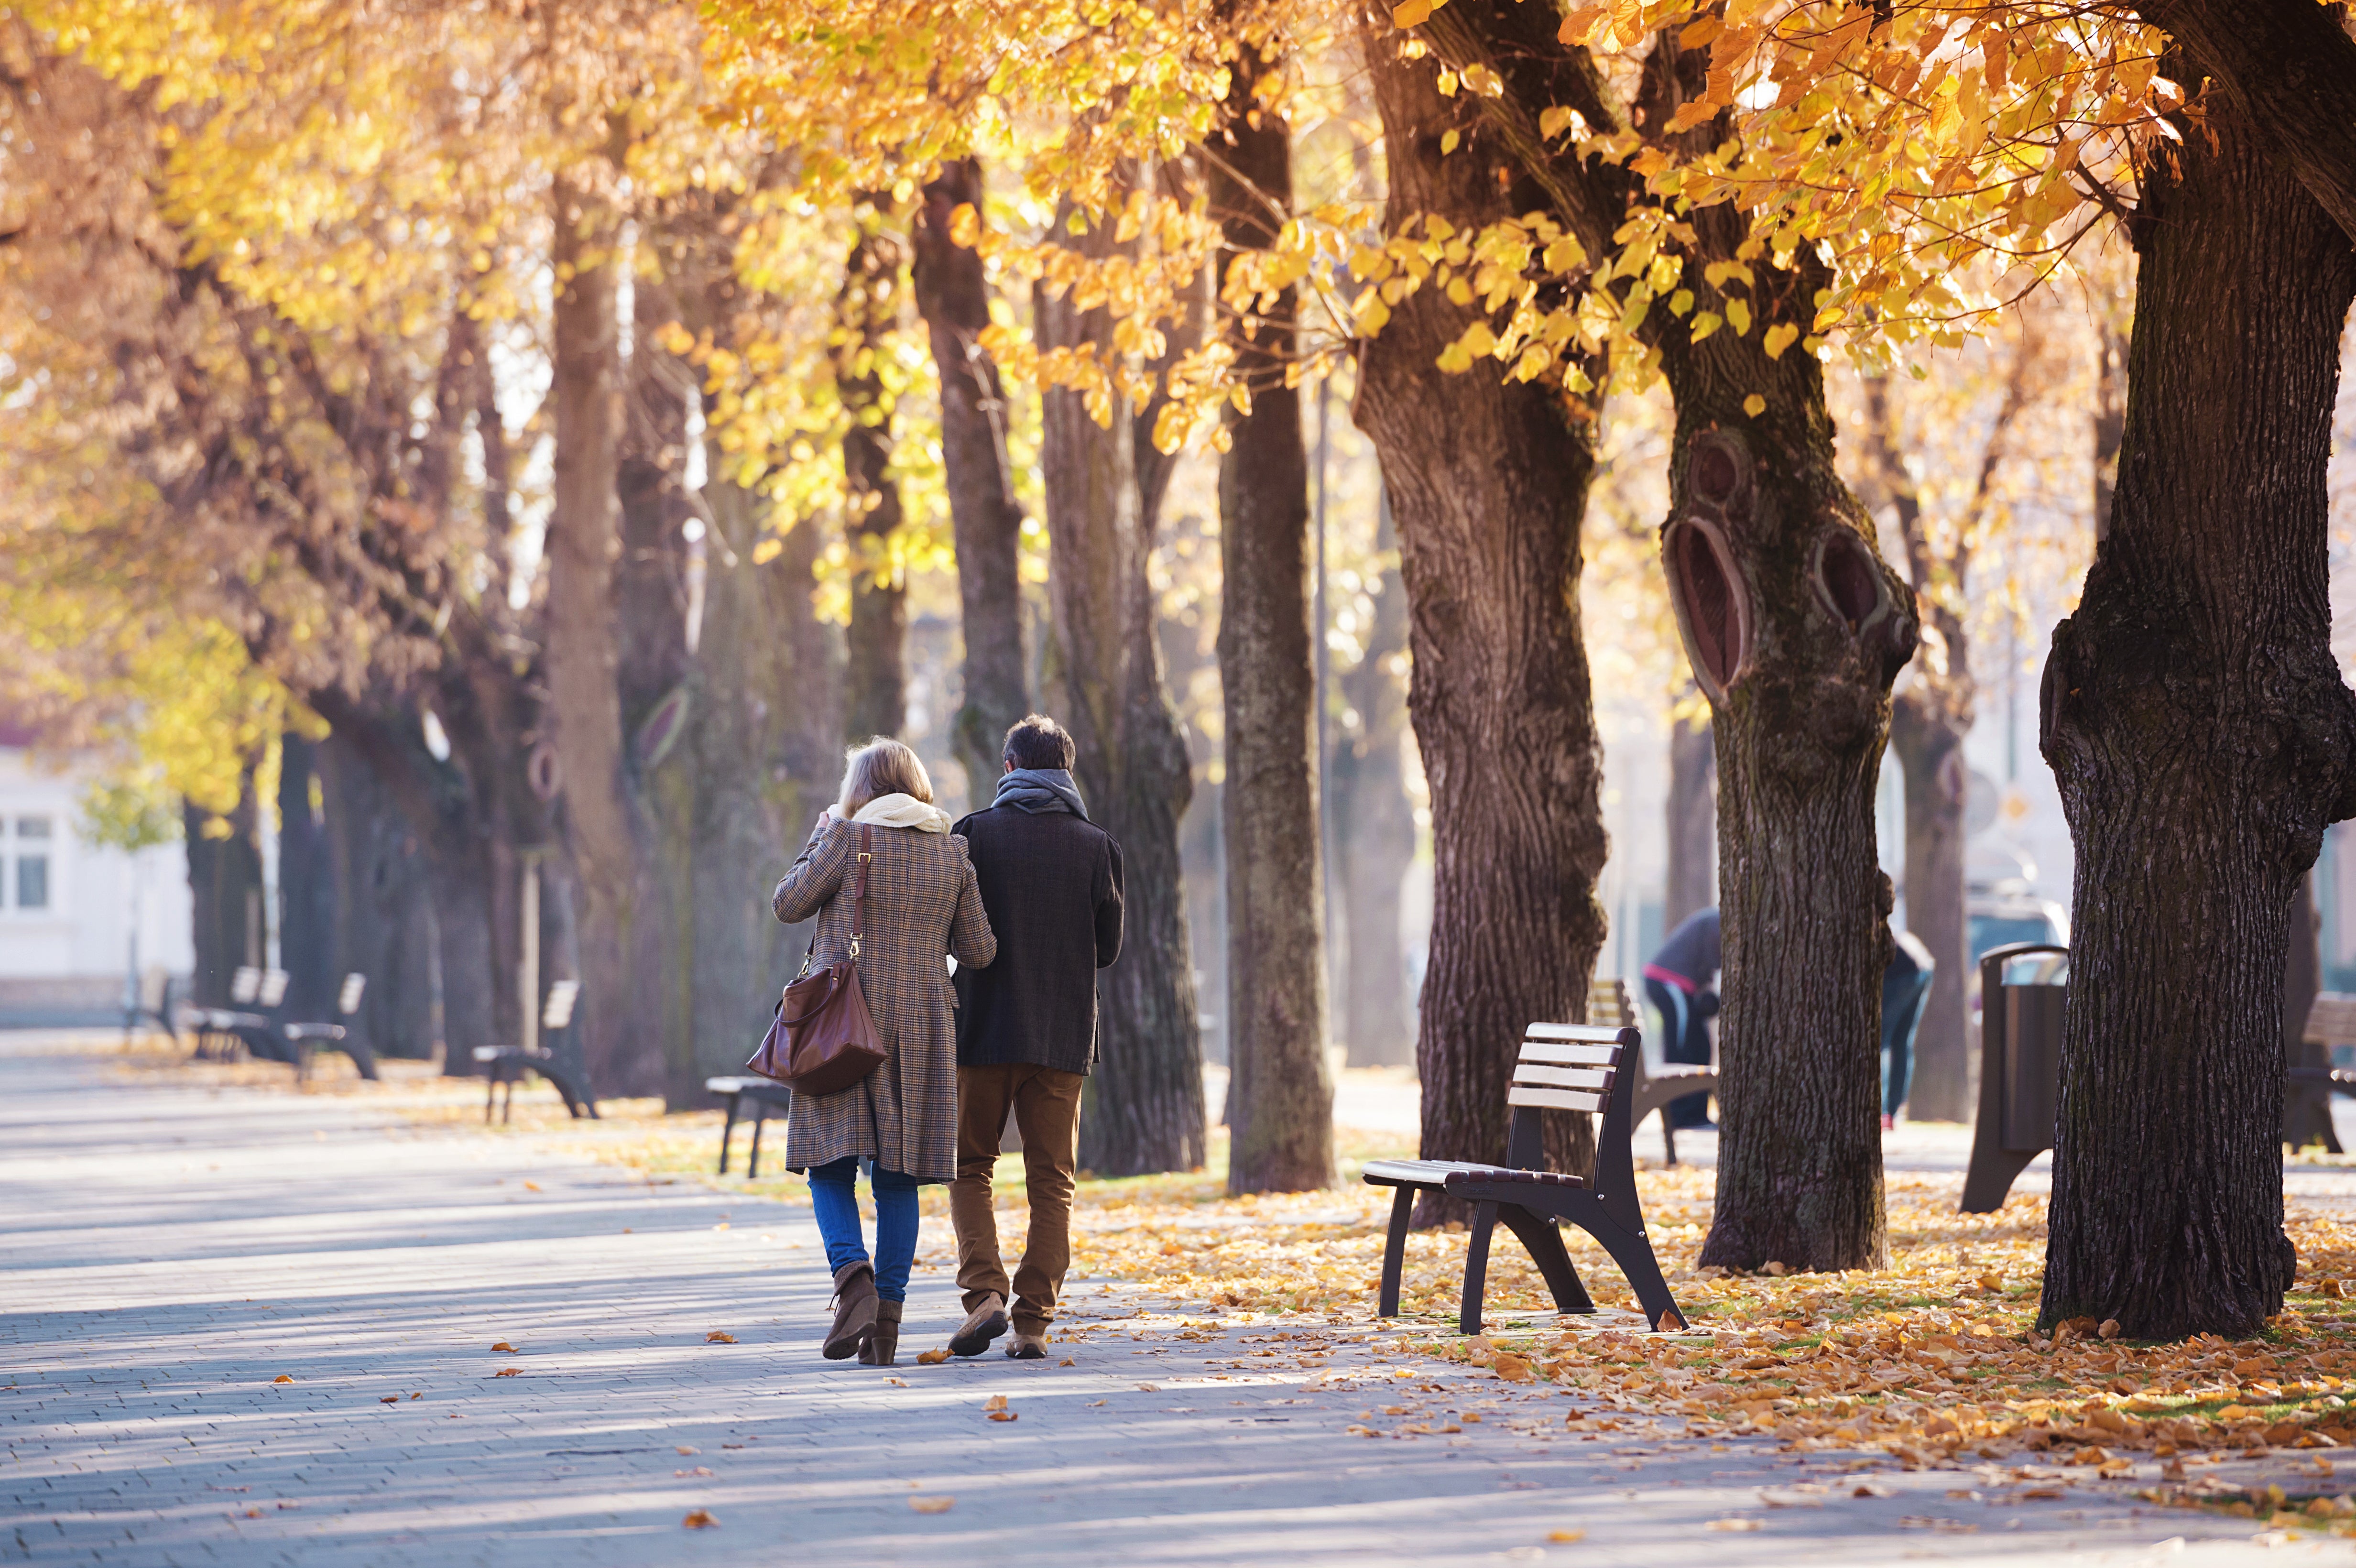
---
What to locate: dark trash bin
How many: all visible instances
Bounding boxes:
[1960,942,2068,1213]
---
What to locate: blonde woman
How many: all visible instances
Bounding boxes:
[774,739,996,1366]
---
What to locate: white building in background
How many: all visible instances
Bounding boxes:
[0,724,192,1024]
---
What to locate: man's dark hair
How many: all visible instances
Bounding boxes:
[1003,714,1077,771]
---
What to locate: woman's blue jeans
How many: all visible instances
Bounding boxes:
[807,1157,918,1304]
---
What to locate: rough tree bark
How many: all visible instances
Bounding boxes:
[1207,52,1334,1194]
[839,220,910,742]
[1356,0,1611,1208]
[276,731,338,1021]
[914,158,1031,798]
[2038,87,2356,1338]
[545,168,667,1098]
[1863,348,2031,1125]
[1328,494,1417,1067]
[1664,694,1715,930]
[1035,192,1210,1176]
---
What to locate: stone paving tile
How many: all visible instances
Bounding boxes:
[2,1040,2348,1565]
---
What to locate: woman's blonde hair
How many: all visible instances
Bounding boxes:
[836,738,934,817]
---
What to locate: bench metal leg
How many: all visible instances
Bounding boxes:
[1496,1206,1595,1316]
[1960,1133,2040,1214]
[747,1104,770,1180]
[484,1076,497,1124]
[1460,1199,1499,1336]
[1589,1215,1686,1332]
[718,1095,741,1175]
[1661,1119,1678,1167]
[1377,1187,1415,1318]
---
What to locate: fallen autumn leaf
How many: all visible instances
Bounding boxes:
[681,1509,718,1529]
[910,1496,954,1514]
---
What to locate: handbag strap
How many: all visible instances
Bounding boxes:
[851,824,872,960]
[791,820,878,979]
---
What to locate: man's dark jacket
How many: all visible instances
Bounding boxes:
[951,804,1124,1074]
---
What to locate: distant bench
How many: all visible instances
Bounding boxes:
[471,981,598,1122]
[182,967,378,1083]
[706,1078,793,1178]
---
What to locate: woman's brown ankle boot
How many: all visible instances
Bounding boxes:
[859,1299,902,1366]
[823,1260,878,1360]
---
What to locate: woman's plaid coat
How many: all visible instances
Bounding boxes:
[772,815,997,1182]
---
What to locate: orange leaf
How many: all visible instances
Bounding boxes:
[916,1349,949,1365]
[491,1342,516,1352]
[681,1509,719,1529]
[705,1331,737,1344]
[271,1374,293,1384]
[493,1367,522,1377]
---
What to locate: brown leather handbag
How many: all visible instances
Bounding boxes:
[747,825,886,1096]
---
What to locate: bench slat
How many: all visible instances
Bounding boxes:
[1507,1085,1604,1113]
[1513,1064,1612,1091]
[1522,1022,1627,1043]
[1516,1039,1619,1067]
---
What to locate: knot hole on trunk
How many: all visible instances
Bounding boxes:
[1664,517,1749,699]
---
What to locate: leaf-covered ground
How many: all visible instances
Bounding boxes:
[112,1046,2356,1536]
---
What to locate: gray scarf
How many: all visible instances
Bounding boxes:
[994,767,1088,820]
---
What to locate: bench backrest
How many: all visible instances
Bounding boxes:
[1504,1022,1636,1179]
[259,969,290,1008]
[338,972,367,1017]
[231,966,262,1005]
[2308,992,2356,1047]
[1586,976,1634,1030]
[543,979,581,1030]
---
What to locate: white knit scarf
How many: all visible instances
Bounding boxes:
[837,792,953,835]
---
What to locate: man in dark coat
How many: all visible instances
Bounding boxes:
[946,714,1123,1360]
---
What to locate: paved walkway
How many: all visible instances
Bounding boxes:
[2,1036,2345,1566]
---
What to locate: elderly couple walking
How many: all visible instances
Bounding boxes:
[769,715,1123,1367]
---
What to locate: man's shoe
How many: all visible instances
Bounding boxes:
[1005,1331,1048,1360]
[949,1293,1006,1357]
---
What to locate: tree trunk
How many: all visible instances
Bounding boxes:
[2038,87,2356,1338]
[275,731,338,1020]
[676,235,844,1090]
[914,158,1030,799]
[316,730,437,1059]
[1035,197,1209,1176]
[2093,311,2128,545]
[182,775,262,1008]
[1664,695,1715,930]
[1328,492,1417,1067]
[1355,9,1610,1207]
[1206,63,1334,1195]
[839,222,910,742]
[545,169,665,1099]
[2131,0,2356,249]
[1888,694,1970,1121]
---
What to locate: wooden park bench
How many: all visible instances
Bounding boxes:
[1960,942,2068,1213]
[184,966,293,1065]
[283,973,378,1084]
[1589,975,1717,1167]
[2285,991,2356,1154]
[706,1077,795,1177]
[471,981,599,1122]
[1363,1021,1688,1334]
